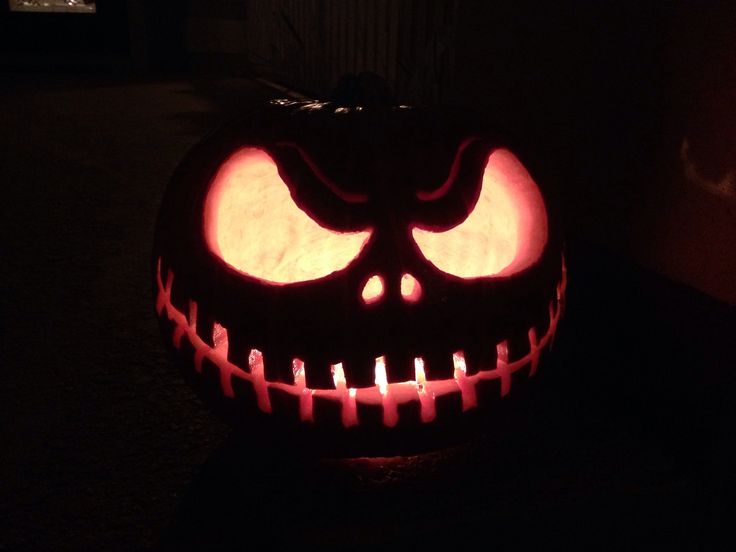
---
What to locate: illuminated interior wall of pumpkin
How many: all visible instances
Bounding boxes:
[204,147,372,284]
[412,149,548,278]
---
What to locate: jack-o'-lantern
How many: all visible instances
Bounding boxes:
[153,93,566,454]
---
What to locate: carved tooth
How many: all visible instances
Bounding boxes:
[414,357,436,423]
[374,356,398,427]
[249,349,263,369]
[496,340,509,364]
[331,362,357,427]
[452,351,467,375]
[188,300,198,330]
[528,327,540,376]
[292,358,313,422]
[453,351,477,411]
[374,356,388,396]
[332,362,346,388]
[248,349,271,413]
[495,341,511,396]
[414,357,427,386]
[292,358,305,384]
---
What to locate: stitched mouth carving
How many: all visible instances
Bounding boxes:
[155,255,566,429]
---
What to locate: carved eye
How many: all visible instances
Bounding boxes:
[204,147,371,284]
[412,149,548,278]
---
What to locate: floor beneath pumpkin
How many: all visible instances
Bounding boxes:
[1,73,734,550]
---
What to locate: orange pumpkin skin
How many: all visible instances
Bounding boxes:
[153,99,565,454]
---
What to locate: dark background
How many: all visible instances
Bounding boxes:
[1,1,734,549]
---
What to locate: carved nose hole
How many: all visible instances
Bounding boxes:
[361,274,384,305]
[400,273,422,302]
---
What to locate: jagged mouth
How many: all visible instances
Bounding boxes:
[155,256,566,429]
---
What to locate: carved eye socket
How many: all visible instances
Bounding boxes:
[204,147,371,284]
[412,149,548,278]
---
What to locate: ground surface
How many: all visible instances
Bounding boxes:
[1,74,734,550]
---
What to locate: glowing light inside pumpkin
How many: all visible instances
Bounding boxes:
[400,273,422,302]
[291,358,313,422]
[374,356,388,395]
[248,348,271,412]
[452,351,467,375]
[452,351,477,410]
[361,274,384,304]
[331,362,346,388]
[412,149,548,278]
[414,357,427,385]
[292,358,305,381]
[413,357,436,422]
[204,147,372,284]
[331,362,358,426]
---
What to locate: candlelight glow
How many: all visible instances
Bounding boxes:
[374,356,388,395]
[412,149,548,278]
[204,147,371,284]
[361,274,384,304]
[400,273,422,302]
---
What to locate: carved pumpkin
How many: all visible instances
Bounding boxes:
[153,97,566,453]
